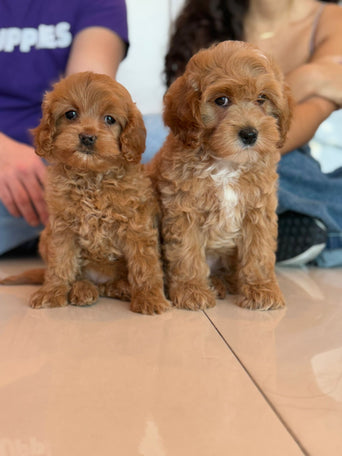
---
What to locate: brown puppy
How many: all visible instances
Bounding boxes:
[2,72,169,314]
[147,41,293,311]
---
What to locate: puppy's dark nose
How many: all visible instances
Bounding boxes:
[79,133,97,147]
[238,127,258,146]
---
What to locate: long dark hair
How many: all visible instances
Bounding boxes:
[164,0,338,87]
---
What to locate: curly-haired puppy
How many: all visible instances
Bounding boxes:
[147,41,293,311]
[2,72,169,314]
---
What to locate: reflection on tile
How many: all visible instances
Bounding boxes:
[277,266,325,300]
[312,347,342,403]
[139,418,167,456]
[0,259,303,456]
[206,267,342,456]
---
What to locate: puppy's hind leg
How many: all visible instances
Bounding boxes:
[210,275,227,299]
[99,279,131,301]
[69,280,99,306]
[96,258,131,301]
[0,268,45,285]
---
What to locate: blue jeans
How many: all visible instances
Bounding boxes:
[2,113,342,267]
[141,113,169,164]
[278,146,342,267]
[0,203,43,255]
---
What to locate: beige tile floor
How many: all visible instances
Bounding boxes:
[0,258,341,456]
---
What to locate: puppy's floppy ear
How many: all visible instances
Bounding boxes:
[120,103,146,164]
[276,82,294,148]
[31,91,56,160]
[163,73,201,146]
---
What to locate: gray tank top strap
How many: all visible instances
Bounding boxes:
[309,3,326,56]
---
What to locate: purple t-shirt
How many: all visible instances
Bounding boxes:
[0,0,128,145]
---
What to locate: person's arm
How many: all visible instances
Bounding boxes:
[281,4,342,154]
[286,59,342,106]
[65,26,126,78]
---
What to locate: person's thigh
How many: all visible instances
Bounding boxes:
[0,203,43,255]
[142,113,168,163]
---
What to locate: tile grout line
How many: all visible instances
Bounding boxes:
[203,310,310,456]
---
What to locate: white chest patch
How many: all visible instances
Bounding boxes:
[218,180,239,213]
[210,164,241,213]
[206,163,243,251]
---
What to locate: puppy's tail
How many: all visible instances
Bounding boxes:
[0,268,45,285]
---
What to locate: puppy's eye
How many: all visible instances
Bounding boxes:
[65,110,78,120]
[257,94,268,105]
[104,115,116,125]
[214,96,230,107]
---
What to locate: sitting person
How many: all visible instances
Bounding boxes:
[0,0,128,256]
[144,0,342,267]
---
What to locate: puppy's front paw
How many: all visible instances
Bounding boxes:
[130,289,170,315]
[30,285,69,309]
[170,282,216,310]
[69,280,99,306]
[236,283,285,311]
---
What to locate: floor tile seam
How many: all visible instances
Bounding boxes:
[202,310,310,456]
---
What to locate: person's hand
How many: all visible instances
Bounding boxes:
[0,133,48,226]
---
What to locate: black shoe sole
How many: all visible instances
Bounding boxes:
[276,211,327,266]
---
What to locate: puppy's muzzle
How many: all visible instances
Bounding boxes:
[238,127,258,146]
[79,133,97,151]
